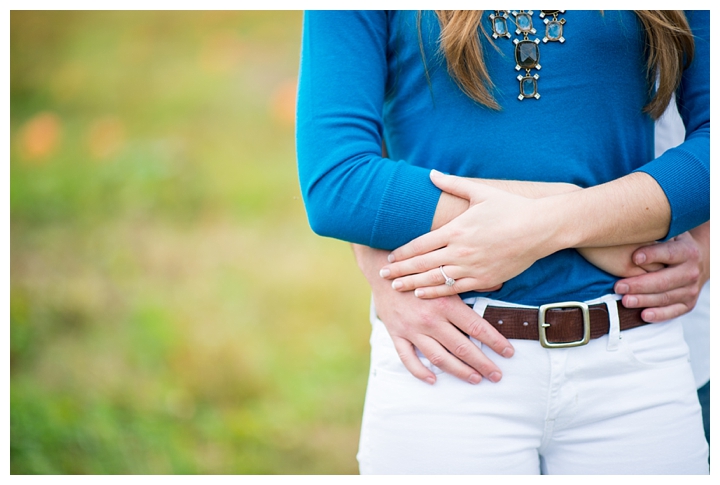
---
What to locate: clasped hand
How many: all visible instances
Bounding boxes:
[380,170,557,297]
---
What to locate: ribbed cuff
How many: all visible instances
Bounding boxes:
[634,147,709,240]
[369,161,442,250]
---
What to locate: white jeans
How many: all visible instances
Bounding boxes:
[357,296,709,474]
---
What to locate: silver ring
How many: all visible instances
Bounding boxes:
[439,266,455,287]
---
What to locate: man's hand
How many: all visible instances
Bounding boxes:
[353,244,514,385]
[614,223,710,322]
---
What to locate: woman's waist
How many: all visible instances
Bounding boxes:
[459,249,617,306]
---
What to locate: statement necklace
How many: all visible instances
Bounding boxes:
[488,10,567,100]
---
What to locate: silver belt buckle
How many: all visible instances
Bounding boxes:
[538,301,591,348]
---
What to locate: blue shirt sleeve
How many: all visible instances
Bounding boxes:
[634,10,710,239]
[295,10,442,250]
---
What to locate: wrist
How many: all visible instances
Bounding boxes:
[533,195,579,255]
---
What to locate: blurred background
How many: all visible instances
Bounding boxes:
[10,11,372,474]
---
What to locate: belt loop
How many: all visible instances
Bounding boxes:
[471,297,491,317]
[600,294,622,351]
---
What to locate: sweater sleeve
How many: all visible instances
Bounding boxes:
[634,10,710,239]
[295,10,442,250]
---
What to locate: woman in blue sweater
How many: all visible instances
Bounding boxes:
[296,11,709,474]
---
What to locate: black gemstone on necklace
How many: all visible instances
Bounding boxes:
[515,41,539,69]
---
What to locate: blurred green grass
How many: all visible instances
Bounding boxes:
[11,11,371,474]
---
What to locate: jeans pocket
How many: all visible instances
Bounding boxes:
[620,320,691,369]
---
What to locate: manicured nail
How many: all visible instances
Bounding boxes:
[391,280,403,290]
[616,283,629,294]
[387,254,395,263]
[430,169,444,177]
[379,268,390,278]
[489,372,502,383]
[644,311,655,322]
[468,373,481,384]
[424,377,436,385]
[635,252,646,265]
[501,347,514,358]
[626,296,638,307]
[414,289,425,297]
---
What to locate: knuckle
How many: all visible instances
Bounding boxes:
[409,240,424,256]
[427,351,447,367]
[660,292,671,306]
[395,349,413,364]
[434,297,452,311]
[466,318,487,340]
[665,243,679,263]
[453,342,472,359]
[687,267,701,283]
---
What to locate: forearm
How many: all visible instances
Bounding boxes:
[432,179,580,230]
[544,172,672,250]
[352,244,392,290]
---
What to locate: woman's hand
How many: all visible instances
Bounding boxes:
[353,244,514,385]
[614,223,710,322]
[380,171,559,298]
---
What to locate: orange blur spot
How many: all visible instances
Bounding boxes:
[270,78,297,127]
[18,112,62,162]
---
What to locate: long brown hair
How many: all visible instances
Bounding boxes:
[432,11,695,118]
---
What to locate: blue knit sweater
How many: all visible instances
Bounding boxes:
[296,10,709,305]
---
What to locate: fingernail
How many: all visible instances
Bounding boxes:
[635,252,646,265]
[387,254,395,263]
[379,268,390,278]
[644,311,655,322]
[501,347,514,358]
[489,372,502,383]
[414,289,425,297]
[430,169,443,177]
[391,280,403,290]
[424,377,436,385]
[626,296,638,307]
[468,373,481,384]
[616,283,629,294]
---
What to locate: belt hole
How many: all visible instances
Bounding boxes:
[498,320,503,325]
[523,321,529,326]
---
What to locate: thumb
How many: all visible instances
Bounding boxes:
[430,170,498,202]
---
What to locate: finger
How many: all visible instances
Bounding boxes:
[444,301,515,359]
[413,334,484,384]
[391,265,466,292]
[387,230,448,264]
[414,278,485,298]
[638,262,666,273]
[429,170,503,202]
[615,266,697,295]
[640,303,692,323]
[621,286,698,311]
[423,323,505,382]
[390,336,437,385]
[633,238,696,267]
[382,250,449,280]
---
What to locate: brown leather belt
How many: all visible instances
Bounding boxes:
[471,301,648,348]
